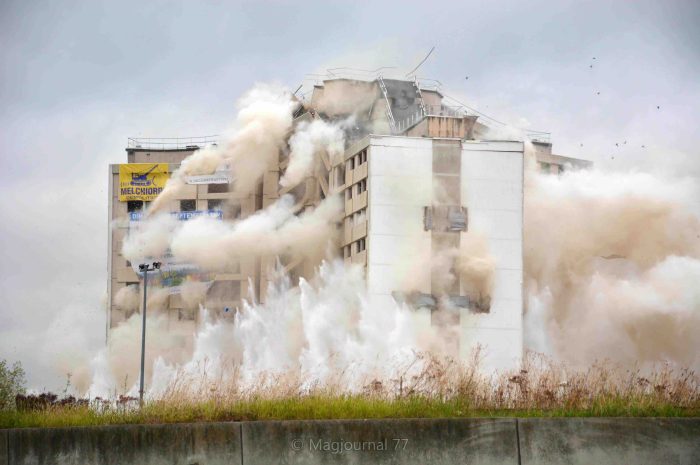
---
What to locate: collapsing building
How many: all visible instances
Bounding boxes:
[107,75,590,369]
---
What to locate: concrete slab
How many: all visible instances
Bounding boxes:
[1,429,7,465]
[241,418,518,465]
[519,418,700,465]
[7,422,241,465]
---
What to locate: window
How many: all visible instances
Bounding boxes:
[208,183,229,193]
[126,260,131,268]
[356,179,366,196]
[180,199,196,212]
[349,158,355,170]
[424,206,468,232]
[447,206,468,232]
[345,187,353,201]
[208,199,223,211]
[344,245,352,258]
[334,165,345,187]
[358,150,367,165]
[356,238,366,253]
[423,206,433,231]
[127,201,143,212]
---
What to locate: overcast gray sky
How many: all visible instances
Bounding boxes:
[1,0,699,390]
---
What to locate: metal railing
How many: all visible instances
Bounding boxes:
[395,105,474,132]
[127,135,219,151]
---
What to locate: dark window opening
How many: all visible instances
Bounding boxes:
[127,201,143,212]
[424,205,468,232]
[208,183,229,193]
[180,199,196,212]
[208,199,223,211]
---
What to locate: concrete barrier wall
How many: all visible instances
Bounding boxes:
[518,418,700,465]
[1,418,698,465]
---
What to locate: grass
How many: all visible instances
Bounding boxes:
[2,353,699,429]
[1,396,697,429]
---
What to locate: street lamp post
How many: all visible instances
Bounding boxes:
[138,261,161,405]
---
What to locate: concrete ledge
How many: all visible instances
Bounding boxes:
[2,418,700,465]
[7,422,241,465]
[242,418,518,465]
[518,418,700,465]
[1,429,7,465]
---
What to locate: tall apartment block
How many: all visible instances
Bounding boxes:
[107,76,590,369]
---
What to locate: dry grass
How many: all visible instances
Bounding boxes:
[2,353,698,429]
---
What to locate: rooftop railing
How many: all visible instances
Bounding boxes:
[127,136,219,151]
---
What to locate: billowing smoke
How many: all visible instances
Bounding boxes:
[457,232,496,310]
[524,168,700,369]
[95,81,700,399]
[150,84,297,212]
[113,285,139,313]
[171,194,341,271]
[88,313,195,397]
[121,213,177,263]
[280,119,345,188]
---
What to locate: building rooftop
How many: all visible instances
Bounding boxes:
[126,136,219,152]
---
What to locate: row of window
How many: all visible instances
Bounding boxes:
[539,161,564,174]
[128,199,233,213]
[344,208,367,231]
[346,149,367,171]
[344,179,367,201]
[342,237,366,258]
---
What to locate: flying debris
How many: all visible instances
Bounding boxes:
[657,105,660,109]
[592,57,597,60]
[596,91,601,95]
[615,143,619,147]
[623,140,627,144]
[589,64,593,68]
[465,76,469,80]
[642,145,646,148]
[580,143,584,147]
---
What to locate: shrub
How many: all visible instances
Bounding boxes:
[0,359,26,411]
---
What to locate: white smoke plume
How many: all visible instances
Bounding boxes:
[113,284,139,313]
[280,119,345,188]
[92,80,700,400]
[121,212,177,263]
[150,84,297,212]
[179,279,210,310]
[524,167,700,369]
[170,194,342,271]
[88,313,195,397]
[122,260,427,399]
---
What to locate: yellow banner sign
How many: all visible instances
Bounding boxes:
[118,163,169,201]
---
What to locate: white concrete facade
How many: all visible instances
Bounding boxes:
[365,135,524,371]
